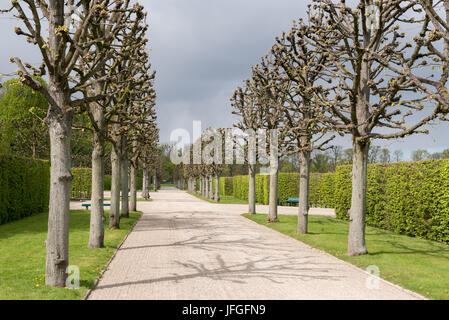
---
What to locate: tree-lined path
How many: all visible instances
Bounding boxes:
[85,187,424,300]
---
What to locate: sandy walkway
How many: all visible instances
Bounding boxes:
[84,187,424,300]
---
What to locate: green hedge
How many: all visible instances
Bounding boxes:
[231,172,334,206]
[219,177,234,196]
[215,160,449,243]
[310,172,336,208]
[335,160,449,243]
[104,175,112,191]
[71,168,92,200]
[278,173,299,203]
[0,155,50,224]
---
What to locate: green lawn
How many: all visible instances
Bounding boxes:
[104,197,153,202]
[190,192,249,204]
[243,214,449,300]
[0,210,141,300]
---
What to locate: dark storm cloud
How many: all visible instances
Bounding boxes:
[0,0,448,159]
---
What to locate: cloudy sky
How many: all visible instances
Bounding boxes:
[1,0,448,160]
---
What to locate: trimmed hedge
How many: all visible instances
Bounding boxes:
[335,160,449,243]
[0,155,50,224]
[219,177,233,196]
[104,175,112,191]
[71,168,92,200]
[216,159,449,243]
[230,172,334,207]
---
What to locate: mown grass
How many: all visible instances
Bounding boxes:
[103,197,153,202]
[243,214,449,300]
[190,192,250,204]
[0,210,141,300]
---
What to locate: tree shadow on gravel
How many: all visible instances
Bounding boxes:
[94,253,343,291]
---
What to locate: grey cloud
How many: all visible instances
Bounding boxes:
[0,0,448,159]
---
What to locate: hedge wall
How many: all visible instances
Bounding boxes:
[219,177,234,196]
[104,175,112,191]
[73,171,142,196]
[0,155,50,224]
[230,172,335,207]
[335,160,449,243]
[71,168,92,200]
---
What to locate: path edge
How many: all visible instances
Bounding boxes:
[240,214,428,300]
[83,213,143,300]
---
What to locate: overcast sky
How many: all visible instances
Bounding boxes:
[1,0,448,160]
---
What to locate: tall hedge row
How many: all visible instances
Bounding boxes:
[0,155,50,224]
[335,160,449,243]
[229,172,334,207]
[71,168,92,200]
[219,177,233,196]
[222,160,449,243]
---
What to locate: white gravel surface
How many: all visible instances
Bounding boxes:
[81,187,424,300]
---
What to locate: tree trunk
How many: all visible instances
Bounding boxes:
[209,176,214,200]
[200,177,204,196]
[129,163,137,212]
[121,136,129,218]
[154,175,158,191]
[267,169,279,223]
[214,174,220,202]
[142,167,150,199]
[248,164,256,214]
[347,139,369,256]
[298,150,311,234]
[110,144,121,229]
[88,126,105,248]
[45,110,73,287]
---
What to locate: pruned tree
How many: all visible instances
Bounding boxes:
[267,19,337,233]
[231,83,261,213]
[250,59,286,222]
[79,0,143,248]
[2,0,131,286]
[307,0,445,255]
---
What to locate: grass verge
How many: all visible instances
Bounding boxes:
[189,192,250,204]
[243,214,449,300]
[0,210,142,300]
[103,197,152,202]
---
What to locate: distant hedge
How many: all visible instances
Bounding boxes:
[335,160,449,243]
[219,177,233,196]
[228,172,335,207]
[71,168,92,200]
[104,175,112,191]
[0,155,50,224]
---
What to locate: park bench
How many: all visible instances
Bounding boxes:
[283,197,299,206]
[82,203,111,210]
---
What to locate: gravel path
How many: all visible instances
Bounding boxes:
[85,187,424,300]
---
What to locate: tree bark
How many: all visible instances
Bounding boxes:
[121,136,129,218]
[129,163,137,212]
[267,169,279,222]
[154,175,158,191]
[142,167,150,199]
[248,164,256,214]
[214,173,220,202]
[298,150,311,234]
[110,144,121,229]
[45,108,73,287]
[347,139,369,256]
[209,176,214,200]
[88,122,105,248]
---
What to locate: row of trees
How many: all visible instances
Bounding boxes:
[1,1,160,287]
[173,127,224,202]
[230,0,449,256]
